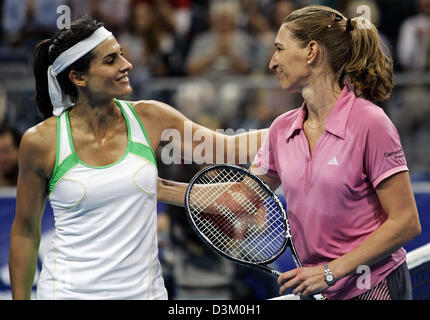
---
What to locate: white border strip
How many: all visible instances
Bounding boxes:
[0,187,16,198]
[412,182,430,193]
[406,243,430,270]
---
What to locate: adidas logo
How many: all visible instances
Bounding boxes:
[328,156,339,166]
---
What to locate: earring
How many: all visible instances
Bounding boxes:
[307,60,311,64]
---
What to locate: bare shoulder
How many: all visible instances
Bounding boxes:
[129,100,188,128]
[21,117,56,151]
[20,117,57,174]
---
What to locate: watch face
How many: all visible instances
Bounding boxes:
[326,274,334,282]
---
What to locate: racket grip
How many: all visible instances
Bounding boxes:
[272,269,326,300]
[271,270,282,277]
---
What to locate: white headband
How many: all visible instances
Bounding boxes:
[47,27,113,116]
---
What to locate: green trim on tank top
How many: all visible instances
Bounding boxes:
[48,116,62,193]
[65,102,131,169]
[47,116,77,195]
[121,100,153,149]
[47,99,156,195]
[114,99,157,167]
[48,154,79,195]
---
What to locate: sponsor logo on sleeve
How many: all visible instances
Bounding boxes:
[384,149,404,160]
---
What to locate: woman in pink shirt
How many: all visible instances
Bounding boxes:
[251,5,421,300]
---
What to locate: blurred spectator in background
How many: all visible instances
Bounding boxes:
[2,0,65,48]
[395,0,430,173]
[221,0,297,75]
[119,1,184,78]
[88,0,131,34]
[397,0,430,70]
[237,0,276,74]
[179,0,252,125]
[156,0,192,38]
[118,0,185,102]
[185,0,251,78]
[235,88,300,130]
[313,0,349,11]
[272,0,296,30]
[0,125,20,187]
[68,0,92,18]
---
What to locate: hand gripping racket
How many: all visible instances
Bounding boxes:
[184,164,325,300]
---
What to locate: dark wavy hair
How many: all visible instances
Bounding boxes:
[33,16,104,119]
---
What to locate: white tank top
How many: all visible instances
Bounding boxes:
[37,99,167,300]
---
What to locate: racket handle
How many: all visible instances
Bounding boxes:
[271,270,282,277]
[271,268,326,300]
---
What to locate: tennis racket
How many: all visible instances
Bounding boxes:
[184,164,325,300]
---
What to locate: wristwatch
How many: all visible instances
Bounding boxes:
[323,264,336,286]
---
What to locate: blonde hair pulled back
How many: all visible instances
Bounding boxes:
[283,5,393,101]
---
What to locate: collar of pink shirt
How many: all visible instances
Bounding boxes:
[285,86,356,141]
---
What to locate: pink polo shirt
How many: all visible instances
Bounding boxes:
[254,86,408,300]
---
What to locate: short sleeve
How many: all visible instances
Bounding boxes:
[364,112,408,188]
[253,129,279,177]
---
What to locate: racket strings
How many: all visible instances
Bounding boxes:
[191,170,255,254]
[193,192,284,262]
[192,169,263,230]
[194,170,262,228]
[189,168,288,263]
[192,170,245,232]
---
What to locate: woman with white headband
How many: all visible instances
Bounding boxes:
[9,16,267,300]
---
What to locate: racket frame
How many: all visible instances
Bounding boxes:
[184,164,303,277]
